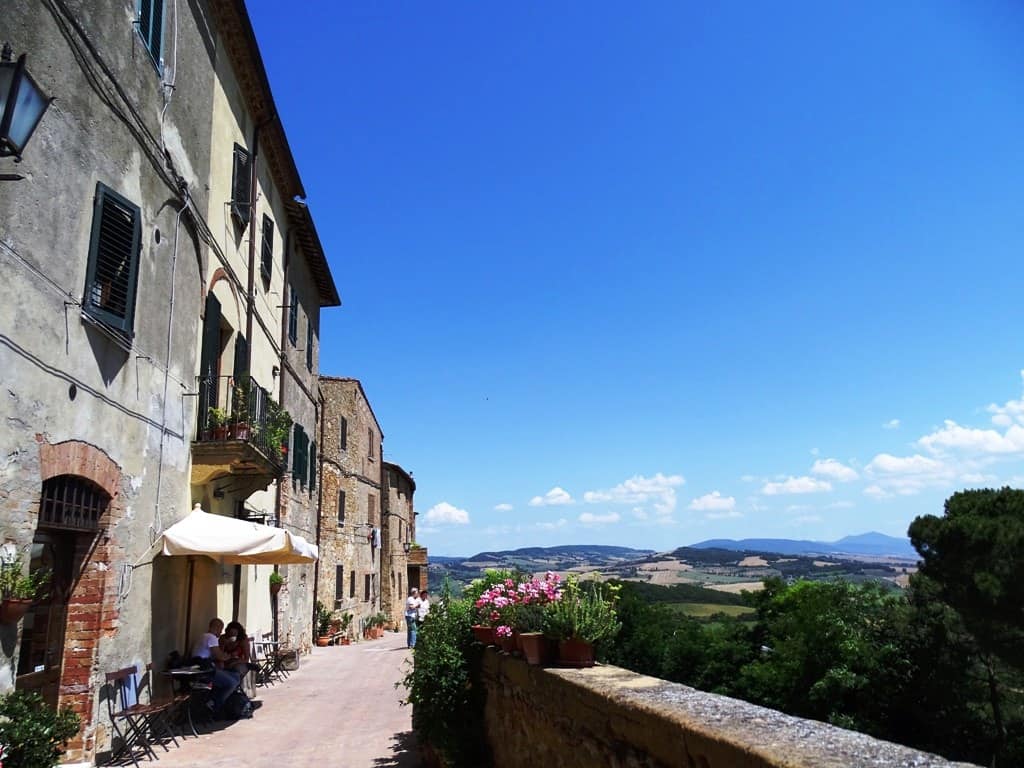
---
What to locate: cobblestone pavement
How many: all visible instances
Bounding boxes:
[149,630,419,767]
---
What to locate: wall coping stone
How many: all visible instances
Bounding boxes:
[482,649,979,768]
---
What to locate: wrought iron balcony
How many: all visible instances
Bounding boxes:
[191,374,292,492]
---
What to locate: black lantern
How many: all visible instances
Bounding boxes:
[403,541,412,555]
[0,43,53,161]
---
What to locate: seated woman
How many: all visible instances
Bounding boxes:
[220,621,254,678]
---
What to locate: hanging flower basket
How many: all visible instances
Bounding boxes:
[0,598,33,624]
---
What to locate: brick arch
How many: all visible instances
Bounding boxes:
[37,438,121,499]
[208,268,244,331]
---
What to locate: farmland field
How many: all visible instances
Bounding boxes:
[667,603,756,619]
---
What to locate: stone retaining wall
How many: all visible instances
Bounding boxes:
[480,648,977,768]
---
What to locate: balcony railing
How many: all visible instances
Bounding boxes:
[195,374,291,470]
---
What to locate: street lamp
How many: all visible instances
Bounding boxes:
[403,541,411,555]
[0,43,53,164]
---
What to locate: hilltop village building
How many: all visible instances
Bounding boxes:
[0,2,421,763]
[316,378,423,632]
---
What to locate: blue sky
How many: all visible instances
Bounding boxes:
[249,1,1024,556]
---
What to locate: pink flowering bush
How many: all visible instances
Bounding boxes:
[473,572,563,637]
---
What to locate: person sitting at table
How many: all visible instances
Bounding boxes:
[221,621,255,678]
[192,617,240,714]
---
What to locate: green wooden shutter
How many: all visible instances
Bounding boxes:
[309,441,317,492]
[197,291,221,432]
[84,183,142,336]
[231,144,251,225]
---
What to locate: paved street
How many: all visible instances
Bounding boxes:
[151,631,418,767]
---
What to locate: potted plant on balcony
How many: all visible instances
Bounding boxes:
[207,407,229,441]
[269,570,283,598]
[229,383,251,440]
[513,572,563,665]
[315,601,333,647]
[541,578,620,668]
[0,559,50,625]
[265,401,292,462]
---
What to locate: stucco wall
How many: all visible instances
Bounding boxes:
[0,0,215,760]
[480,650,978,768]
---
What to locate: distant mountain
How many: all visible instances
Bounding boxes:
[465,544,654,562]
[689,532,917,559]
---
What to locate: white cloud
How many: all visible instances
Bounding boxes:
[867,453,945,475]
[761,476,832,495]
[493,503,514,512]
[631,508,648,520]
[863,484,891,500]
[535,518,568,531]
[578,511,621,525]
[826,501,855,509]
[883,419,901,430]
[791,514,823,525]
[583,473,685,516]
[740,474,757,483]
[688,491,736,512]
[918,420,1024,456]
[704,509,742,520]
[987,372,1024,427]
[528,487,574,507]
[423,501,470,525]
[811,458,859,482]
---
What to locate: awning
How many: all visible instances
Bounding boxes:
[160,505,318,564]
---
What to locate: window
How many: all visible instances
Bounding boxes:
[260,214,274,283]
[84,183,142,337]
[398,572,403,597]
[339,417,347,450]
[349,570,356,598]
[230,143,251,226]
[364,574,371,602]
[292,423,308,489]
[306,318,314,372]
[287,286,298,345]
[337,490,346,526]
[399,520,403,542]
[309,441,317,494]
[39,475,110,533]
[367,428,375,459]
[335,566,344,603]
[368,493,378,527]
[136,0,164,68]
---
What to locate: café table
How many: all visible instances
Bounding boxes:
[163,665,212,736]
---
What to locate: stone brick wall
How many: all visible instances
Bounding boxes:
[480,649,978,768]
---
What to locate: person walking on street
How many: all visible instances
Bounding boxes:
[404,587,421,648]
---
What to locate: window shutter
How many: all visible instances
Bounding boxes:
[335,566,344,602]
[309,441,317,492]
[137,0,163,65]
[340,417,347,450]
[306,319,313,371]
[197,291,222,432]
[350,570,355,598]
[287,287,298,345]
[84,183,142,336]
[260,215,274,282]
[337,490,346,525]
[231,144,251,225]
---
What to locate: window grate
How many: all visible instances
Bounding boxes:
[38,476,109,533]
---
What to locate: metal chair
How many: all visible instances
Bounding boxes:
[104,665,178,766]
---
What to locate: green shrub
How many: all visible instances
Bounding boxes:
[542,578,620,644]
[0,691,80,768]
[399,579,490,767]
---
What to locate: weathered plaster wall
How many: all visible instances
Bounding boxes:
[0,1,216,760]
[381,463,415,624]
[480,650,978,768]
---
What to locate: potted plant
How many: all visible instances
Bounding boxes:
[264,400,292,462]
[0,559,50,624]
[541,578,620,667]
[338,612,353,645]
[230,382,250,440]
[315,600,333,647]
[207,407,229,441]
[269,570,283,598]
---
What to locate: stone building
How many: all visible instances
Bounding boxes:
[380,461,419,624]
[0,1,336,762]
[317,378,384,633]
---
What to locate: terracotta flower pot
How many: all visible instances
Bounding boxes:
[230,423,250,440]
[316,636,330,647]
[471,625,495,645]
[498,634,516,653]
[212,425,229,441]
[519,633,553,666]
[557,638,595,668]
[270,582,282,598]
[0,598,33,624]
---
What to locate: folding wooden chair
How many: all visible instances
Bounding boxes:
[105,665,178,766]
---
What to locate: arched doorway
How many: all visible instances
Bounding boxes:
[15,475,109,708]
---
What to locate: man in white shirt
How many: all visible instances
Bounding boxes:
[404,588,420,648]
[417,590,430,622]
[191,618,239,714]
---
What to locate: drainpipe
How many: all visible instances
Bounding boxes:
[154,191,189,538]
[313,386,324,637]
[274,226,291,642]
[245,112,277,377]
